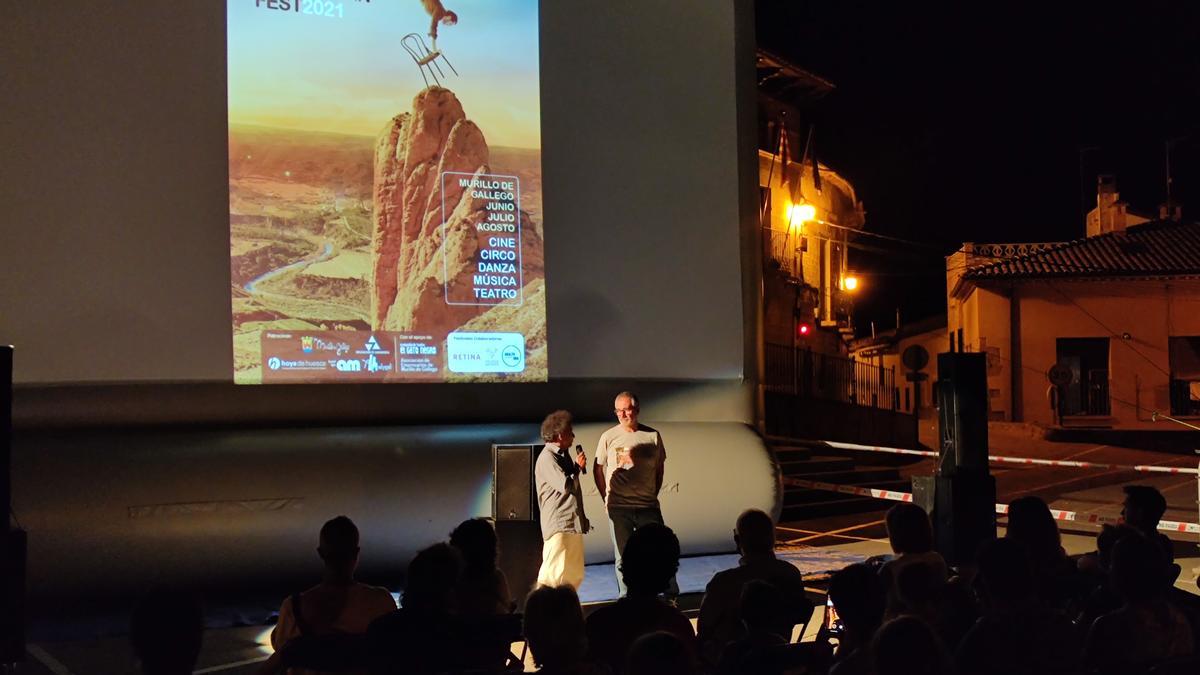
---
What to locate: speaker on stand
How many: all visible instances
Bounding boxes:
[492,444,543,611]
[912,352,996,567]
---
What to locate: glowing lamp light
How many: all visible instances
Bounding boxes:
[843,276,859,292]
[797,323,811,337]
[789,202,817,224]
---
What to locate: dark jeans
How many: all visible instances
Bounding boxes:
[607,504,680,598]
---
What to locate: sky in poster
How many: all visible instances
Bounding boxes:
[228,0,541,147]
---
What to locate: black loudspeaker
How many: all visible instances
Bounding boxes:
[492,444,542,610]
[936,353,989,474]
[1,530,25,665]
[2,346,23,666]
[932,473,996,566]
[495,520,542,611]
[493,445,537,522]
[927,353,996,566]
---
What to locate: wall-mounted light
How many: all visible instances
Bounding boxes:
[788,202,817,224]
[842,275,860,292]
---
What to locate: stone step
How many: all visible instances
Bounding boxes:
[781,496,891,521]
[782,478,910,506]
[788,467,902,485]
[776,456,856,474]
[771,445,813,461]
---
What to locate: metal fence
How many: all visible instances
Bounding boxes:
[765,343,899,411]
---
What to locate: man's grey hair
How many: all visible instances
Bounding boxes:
[615,391,640,408]
[541,410,573,442]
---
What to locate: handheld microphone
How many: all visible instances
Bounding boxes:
[576,444,587,474]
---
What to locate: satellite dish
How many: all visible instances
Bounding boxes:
[901,345,929,372]
[1048,363,1073,387]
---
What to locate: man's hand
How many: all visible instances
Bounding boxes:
[581,516,591,534]
[575,450,587,472]
[593,460,606,501]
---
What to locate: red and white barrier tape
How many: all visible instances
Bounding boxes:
[822,440,1200,476]
[781,476,1200,534]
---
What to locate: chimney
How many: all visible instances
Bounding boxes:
[1086,174,1130,237]
[1158,203,1183,222]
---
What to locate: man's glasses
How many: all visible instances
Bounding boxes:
[614,407,637,415]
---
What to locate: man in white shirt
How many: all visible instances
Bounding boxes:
[593,391,678,598]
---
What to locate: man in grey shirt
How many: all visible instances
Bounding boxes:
[593,391,679,598]
[534,409,590,589]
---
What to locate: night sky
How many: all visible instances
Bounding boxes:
[756,0,1200,332]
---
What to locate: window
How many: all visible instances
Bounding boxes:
[1169,337,1200,416]
[1055,338,1110,416]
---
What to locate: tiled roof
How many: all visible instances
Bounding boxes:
[963,220,1200,280]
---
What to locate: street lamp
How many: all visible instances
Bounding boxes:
[788,202,817,225]
[842,275,859,292]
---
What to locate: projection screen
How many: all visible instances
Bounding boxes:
[1,0,749,392]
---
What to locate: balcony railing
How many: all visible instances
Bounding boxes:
[765,343,899,411]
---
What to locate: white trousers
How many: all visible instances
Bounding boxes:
[536,532,585,590]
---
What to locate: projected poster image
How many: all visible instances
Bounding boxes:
[228,0,544,384]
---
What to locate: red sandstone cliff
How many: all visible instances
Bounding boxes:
[371,87,544,341]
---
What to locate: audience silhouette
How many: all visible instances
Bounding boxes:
[133,483,1197,675]
[449,517,514,616]
[586,522,696,674]
[956,537,1083,675]
[366,542,466,674]
[827,563,887,675]
[626,631,694,675]
[714,579,800,674]
[697,508,811,666]
[871,615,954,675]
[523,584,600,675]
[1084,532,1194,675]
[1005,495,1081,610]
[879,503,947,617]
[262,515,395,675]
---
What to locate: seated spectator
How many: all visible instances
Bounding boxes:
[366,543,466,675]
[1075,524,1139,628]
[878,503,946,616]
[130,587,203,675]
[893,560,976,653]
[716,580,801,675]
[697,509,810,665]
[1005,495,1079,609]
[266,515,395,675]
[1084,532,1194,675]
[524,585,602,675]
[586,523,696,674]
[871,615,954,675]
[627,632,694,675]
[1122,485,1175,563]
[956,538,1082,675]
[827,563,887,675]
[449,517,513,616]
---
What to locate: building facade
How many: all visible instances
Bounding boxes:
[947,213,1200,429]
[756,50,865,356]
